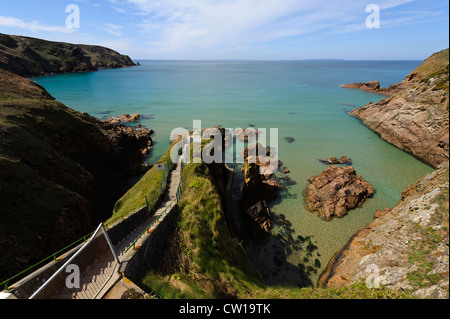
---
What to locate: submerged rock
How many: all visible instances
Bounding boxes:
[284,137,295,143]
[319,156,352,165]
[305,166,375,220]
[106,113,141,124]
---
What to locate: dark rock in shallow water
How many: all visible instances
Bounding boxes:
[95,110,114,114]
[315,258,321,268]
[307,243,318,252]
[284,137,295,143]
[319,155,352,165]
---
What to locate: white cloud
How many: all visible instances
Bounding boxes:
[109,0,423,57]
[0,16,75,33]
[103,23,123,36]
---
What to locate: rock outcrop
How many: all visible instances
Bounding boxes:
[239,143,279,237]
[318,161,449,299]
[319,156,352,165]
[342,80,406,96]
[348,49,449,169]
[241,143,279,204]
[0,33,136,77]
[305,166,375,220]
[105,113,142,125]
[244,200,273,237]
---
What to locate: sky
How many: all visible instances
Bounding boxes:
[0,0,448,60]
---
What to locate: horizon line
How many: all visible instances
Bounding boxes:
[130,58,426,62]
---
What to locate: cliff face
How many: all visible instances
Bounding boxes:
[0,69,150,283]
[319,49,450,299]
[348,49,449,169]
[318,161,449,298]
[0,33,136,77]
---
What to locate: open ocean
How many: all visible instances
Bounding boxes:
[33,60,433,286]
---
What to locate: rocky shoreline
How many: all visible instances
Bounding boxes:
[318,48,449,298]
[348,49,449,169]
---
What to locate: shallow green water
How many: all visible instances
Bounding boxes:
[33,60,433,286]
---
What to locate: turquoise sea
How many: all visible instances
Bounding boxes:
[33,60,433,287]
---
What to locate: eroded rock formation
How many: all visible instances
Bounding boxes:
[348,49,449,168]
[305,166,375,220]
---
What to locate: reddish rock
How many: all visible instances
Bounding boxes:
[239,143,279,237]
[305,166,375,220]
[319,156,352,165]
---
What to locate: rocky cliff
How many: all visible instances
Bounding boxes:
[347,49,449,169]
[318,50,450,299]
[0,69,149,283]
[318,161,449,298]
[0,33,136,77]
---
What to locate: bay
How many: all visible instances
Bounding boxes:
[33,60,433,286]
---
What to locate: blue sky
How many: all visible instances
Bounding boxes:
[0,0,448,60]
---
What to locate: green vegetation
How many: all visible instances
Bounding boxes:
[420,64,449,93]
[0,32,135,77]
[413,48,449,79]
[249,281,412,299]
[107,145,175,222]
[140,161,265,298]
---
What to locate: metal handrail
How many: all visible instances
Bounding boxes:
[28,223,104,299]
[1,159,174,291]
[124,197,177,253]
[0,231,95,291]
[124,158,186,253]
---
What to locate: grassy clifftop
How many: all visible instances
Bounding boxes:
[0,33,136,77]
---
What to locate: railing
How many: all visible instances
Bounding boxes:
[0,232,95,291]
[1,159,174,292]
[29,223,119,299]
[125,157,186,253]
[145,160,171,214]
[124,197,177,253]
